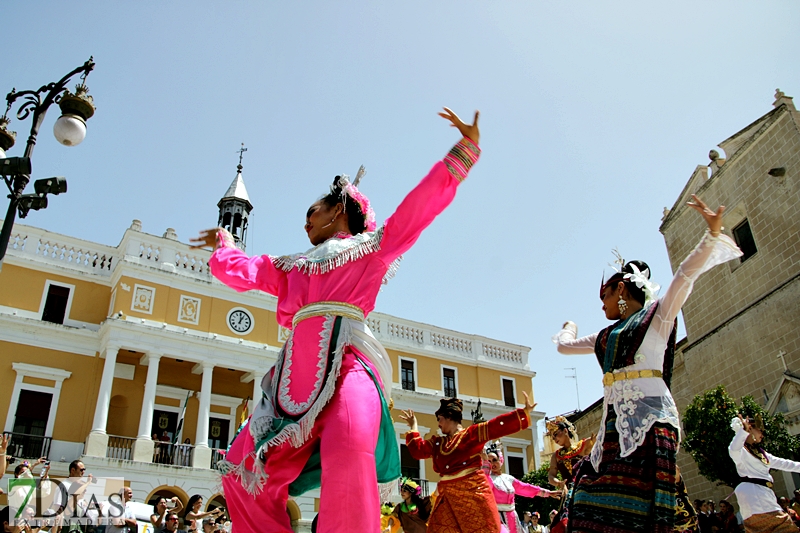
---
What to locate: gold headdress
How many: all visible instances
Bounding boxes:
[546,415,576,438]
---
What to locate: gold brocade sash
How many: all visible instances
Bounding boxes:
[439,467,479,483]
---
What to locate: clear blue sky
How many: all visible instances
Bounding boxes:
[2,2,798,420]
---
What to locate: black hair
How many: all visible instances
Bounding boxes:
[555,421,575,439]
[435,410,462,424]
[153,497,167,514]
[319,176,367,235]
[68,459,82,473]
[602,260,650,306]
[185,494,203,517]
[14,464,27,477]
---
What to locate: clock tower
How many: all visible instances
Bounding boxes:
[217,144,253,251]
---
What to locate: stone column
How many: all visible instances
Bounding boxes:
[251,373,264,412]
[192,362,214,468]
[85,346,118,457]
[132,352,161,462]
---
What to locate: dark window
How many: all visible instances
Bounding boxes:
[13,390,52,436]
[507,456,525,479]
[443,368,457,398]
[502,378,516,407]
[732,219,757,262]
[401,360,415,391]
[400,444,420,479]
[208,417,231,449]
[10,390,53,459]
[42,284,70,324]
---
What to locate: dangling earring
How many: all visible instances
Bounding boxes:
[618,296,628,318]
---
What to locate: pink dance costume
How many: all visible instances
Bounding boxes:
[209,138,481,533]
[483,463,553,533]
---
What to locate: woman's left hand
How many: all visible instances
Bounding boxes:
[439,107,480,144]
[548,489,564,499]
[522,391,537,413]
[687,194,725,236]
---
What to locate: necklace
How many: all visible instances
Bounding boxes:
[439,429,466,456]
[745,442,769,465]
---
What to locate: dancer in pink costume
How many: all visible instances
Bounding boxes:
[192,108,481,533]
[481,442,560,533]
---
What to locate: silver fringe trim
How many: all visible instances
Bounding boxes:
[272,226,402,285]
[252,317,349,454]
[217,452,268,497]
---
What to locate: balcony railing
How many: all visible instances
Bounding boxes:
[106,435,136,461]
[3,432,51,460]
[153,441,194,467]
[211,448,226,470]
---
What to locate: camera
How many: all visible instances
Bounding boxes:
[44,460,50,466]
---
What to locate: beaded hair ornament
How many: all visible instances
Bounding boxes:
[400,476,422,496]
[331,166,377,232]
[484,440,504,464]
[600,248,660,305]
[545,415,576,438]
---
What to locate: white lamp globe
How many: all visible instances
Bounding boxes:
[0,146,5,158]
[53,114,87,146]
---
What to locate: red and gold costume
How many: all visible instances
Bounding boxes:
[406,409,530,533]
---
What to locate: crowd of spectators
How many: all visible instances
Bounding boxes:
[0,434,234,533]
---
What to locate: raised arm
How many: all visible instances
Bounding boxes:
[728,416,748,464]
[377,109,480,264]
[401,409,434,459]
[658,196,742,326]
[197,228,287,296]
[553,321,598,355]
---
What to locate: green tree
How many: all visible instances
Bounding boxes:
[682,385,800,488]
[515,463,560,526]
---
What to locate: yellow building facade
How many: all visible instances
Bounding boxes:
[0,216,541,531]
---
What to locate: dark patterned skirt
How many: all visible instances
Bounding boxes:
[567,405,678,533]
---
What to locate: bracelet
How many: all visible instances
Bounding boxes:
[709,226,725,237]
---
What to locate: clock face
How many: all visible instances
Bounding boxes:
[227,308,253,334]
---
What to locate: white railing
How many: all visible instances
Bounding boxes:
[4,222,117,277]
[367,313,529,369]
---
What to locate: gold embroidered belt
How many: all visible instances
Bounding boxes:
[292,301,365,329]
[602,369,663,387]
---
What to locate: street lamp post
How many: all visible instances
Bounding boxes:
[0,57,96,271]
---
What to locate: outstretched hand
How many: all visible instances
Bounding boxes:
[738,413,751,432]
[687,194,725,236]
[522,391,537,413]
[190,228,220,250]
[439,107,480,144]
[399,409,418,433]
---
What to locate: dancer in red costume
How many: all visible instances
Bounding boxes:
[400,393,537,533]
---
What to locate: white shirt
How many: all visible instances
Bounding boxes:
[729,417,800,519]
[106,501,136,533]
[554,232,742,468]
